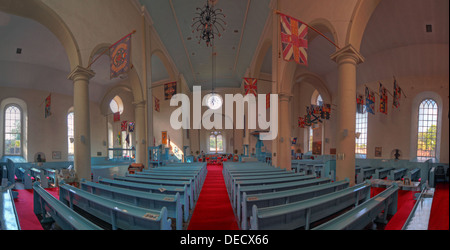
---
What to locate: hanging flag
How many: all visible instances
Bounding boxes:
[164,82,177,100]
[121,121,128,131]
[113,112,120,122]
[393,79,402,108]
[110,33,132,79]
[321,103,331,120]
[162,131,167,145]
[117,131,122,146]
[154,96,160,112]
[307,105,322,124]
[365,87,376,115]
[379,83,388,115]
[356,94,365,114]
[266,93,271,109]
[128,122,135,132]
[280,13,308,66]
[244,78,257,96]
[298,117,305,128]
[44,94,52,118]
[125,133,130,146]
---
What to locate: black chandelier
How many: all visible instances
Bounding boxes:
[192,0,226,47]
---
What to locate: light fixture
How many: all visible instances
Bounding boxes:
[192,0,226,47]
[206,47,222,110]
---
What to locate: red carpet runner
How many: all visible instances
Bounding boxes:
[428,182,449,230]
[14,188,59,230]
[370,187,419,230]
[188,163,239,230]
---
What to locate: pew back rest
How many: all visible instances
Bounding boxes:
[33,182,102,230]
[59,182,172,230]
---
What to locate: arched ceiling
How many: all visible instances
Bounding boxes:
[0,0,448,101]
[140,0,272,89]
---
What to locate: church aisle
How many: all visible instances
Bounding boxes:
[187,163,239,230]
[13,188,59,230]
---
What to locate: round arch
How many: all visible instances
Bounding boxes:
[0,0,82,69]
[151,49,177,82]
[345,0,382,51]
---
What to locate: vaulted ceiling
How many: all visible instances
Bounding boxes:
[141,0,271,89]
[0,0,448,102]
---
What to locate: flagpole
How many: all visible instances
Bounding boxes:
[87,30,136,69]
[275,10,340,50]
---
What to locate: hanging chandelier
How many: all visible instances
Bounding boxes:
[192,0,226,47]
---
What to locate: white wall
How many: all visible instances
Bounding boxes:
[0,86,107,162]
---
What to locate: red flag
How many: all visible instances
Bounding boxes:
[280,13,308,66]
[121,120,128,131]
[298,117,305,128]
[154,96,160,112]
[44,94,51,118]
[379,83,388,115]
[113,112,120,122]
[110,34,132,79]
[244,78,257,96]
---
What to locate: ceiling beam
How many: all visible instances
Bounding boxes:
[169,0,197,83]
[233,0,251,75]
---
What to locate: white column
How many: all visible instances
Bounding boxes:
[330,44,364,186]
[277,93,292,170]
[134,101,146,165]
[67,65,95,182]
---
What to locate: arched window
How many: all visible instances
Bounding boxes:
[209,131,223,153]
[308,91,322,154]
[67,111,74,161]
[109,95,124,114]
[417,99,438,161]
[355,109,368,158]
[4,105,22,156]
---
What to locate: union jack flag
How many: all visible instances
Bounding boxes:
[121,120,128,131]
[244,78,257,96]
[280,13,308,66]
[298,117,305,128]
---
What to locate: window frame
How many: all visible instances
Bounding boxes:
[410,92,442,162]
[67,111,74,160]
[3,104,23,156]
[355,107,368,159]
[416,98,439,162]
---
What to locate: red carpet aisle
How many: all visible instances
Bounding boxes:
[428,182,449,230]
[188,163,239,230]
[14,188,59,230]
[370,187,419,230]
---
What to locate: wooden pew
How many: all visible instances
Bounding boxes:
[388,168,408,181]
[114,175,197,203]
[58,181,172,230]
[232,174,317,208]
[80,179,184,230]
[1,188,20,230]
[132,172,203,194]
[33,182,103,230]
[250,181,372,230]
[372,167,395,179]
[235,178,332,222]
[240,179,350,230]
[312,183,399,230]
[98,177,191,215]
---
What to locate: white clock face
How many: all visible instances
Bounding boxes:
[207,94,223,110]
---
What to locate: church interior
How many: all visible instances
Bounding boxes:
[0,0,448,233]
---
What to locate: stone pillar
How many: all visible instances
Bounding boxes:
[330,44,364,186]
[67,66,95,182]
[134,100,146,165]
[277,93,293,170]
